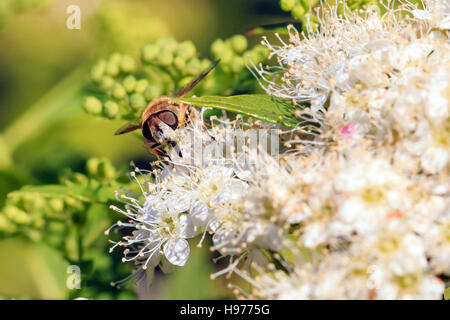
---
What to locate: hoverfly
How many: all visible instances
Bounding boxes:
[115,60,220,158]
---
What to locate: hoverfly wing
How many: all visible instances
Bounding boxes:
[176,59,220,98]
[114,117,142,135]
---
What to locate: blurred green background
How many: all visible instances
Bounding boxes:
[0,0,289,299]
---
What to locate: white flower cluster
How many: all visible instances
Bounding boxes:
[108,0,449,299]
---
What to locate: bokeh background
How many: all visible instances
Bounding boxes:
[0,0,291,299]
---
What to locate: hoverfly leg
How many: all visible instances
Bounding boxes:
[170,141,183,158]
[145,141,169,159]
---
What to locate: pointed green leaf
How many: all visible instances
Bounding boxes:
[173,94,306,128]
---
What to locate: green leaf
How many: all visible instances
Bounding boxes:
[0,238,69,299]
[445,287,450,300]
[173,94,306,128]
[8,183,117,204]
[9,184,95,203]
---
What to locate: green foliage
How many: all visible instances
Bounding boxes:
[174,94,308,128]
[0,157,138,299]
[84,36,269,123]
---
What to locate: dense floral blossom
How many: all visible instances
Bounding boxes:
[108,0,449,299]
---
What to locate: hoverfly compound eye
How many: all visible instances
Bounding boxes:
[157,111,178,129]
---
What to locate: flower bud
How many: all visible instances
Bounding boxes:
[156,38,178,53]
[123,75,136,92]
[178,76,193,88]
[91,60,106,82]
[109,53,122,64]
[134,79,149,94]
[104,100,119,118]
[185,58,202,76]
[280,0,297,11]
[83,96,103,115]
[65,197,85,212]
[211,39,225,57]
[120,55,136,73]
[112,83,126,99]
[229,35,248,53]
[48,198,65,213]
[173,56,186,70]
[176,40,196,60]
[142,44,159,63]
[144,86,162,101]
[98,160,116,180]
[5,206,30,225]
[291,4,305,19]
[130,93,146,109]
[87,158,100,176]
[105,60,120,76]
[99,76,115,91]
[230,56,245,73]
[73,173,89,186]
[157,50,174,66]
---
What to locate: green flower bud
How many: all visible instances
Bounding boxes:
[230,56,245,73]
[110,53,122,63]
[98,160,116,180]
[105,60,120,76]
[5,206,30,225]
[103,100,119,118]
[83,96,103,115]
[73,173,89,186]
[156,38,178,53]
[91,60,106,82]
[178,76,193,89]
[130,93,146,109]
[291,4,305,19]
[0,215,16,233]
[134,79,149,94]
[280,0,297,11]
[99,76,115,91]
[120,55,136,73]
[200,58,212,70]
[142,44,159,63]
[48,198,65,213]
[112,83,126,100]
[185,58,202,76]
[20,194,45,212]
[175,40,196,60]
[86,158,100,176]
[123,75,136,92]
[173,56,186,70]
[216,46,234,63]
[211,38,225,58]
[157,50,174,66]
[65,197,85,212]
[229,35,248,53]
[144,86,162,101]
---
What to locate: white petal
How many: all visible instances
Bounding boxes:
[179,213,200,238]
[159,255,175,274]
[163,238,190,266]
[189,202,211,228]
